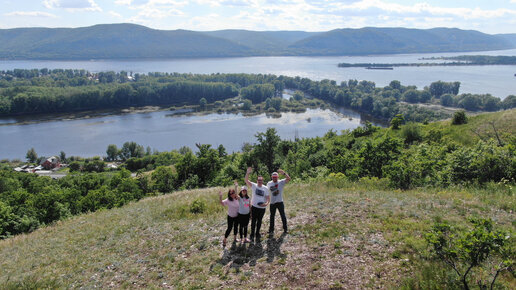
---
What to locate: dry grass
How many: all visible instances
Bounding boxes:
[1,182,514,289]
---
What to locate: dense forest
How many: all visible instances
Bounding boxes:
[1,109,515,238]
[1,69,515,123]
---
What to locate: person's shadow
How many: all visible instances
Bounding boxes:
[212,233,287,272]
[266,232,287,263]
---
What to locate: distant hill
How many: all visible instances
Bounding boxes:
[497,33,516,47]
[288,27,513,55]
[0,24,513,59]
[0,23,255,59]
[202,30,319,54]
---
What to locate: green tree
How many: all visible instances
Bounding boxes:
[502,95,516,109]
[389,80,401,90]
[242,99,252,110]
[106,144,119,161]
[68,161,81,172]
[151,166,176,193]
[293,90,304,101]
[254,128,281,173]
[390,114,404,130]
[403,89,419,103]
[120,142,145,161]
[83,159,105,173]
[59,151,67,163]
[270,98,282,111]
[199,97,207,109]
[440,93,455,107]
[26,148,38,163]
[194,144,221,186]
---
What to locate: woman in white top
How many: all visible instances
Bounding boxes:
[237,184,251,243]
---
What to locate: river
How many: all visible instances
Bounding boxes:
[1,50,515,159]
[0,108,366,160]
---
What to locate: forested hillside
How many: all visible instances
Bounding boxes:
[0,24,513,59]
[288,27,512,55]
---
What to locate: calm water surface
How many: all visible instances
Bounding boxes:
[0,108,366,160]
[1,50,515,159]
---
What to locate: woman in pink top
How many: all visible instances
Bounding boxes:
[219,186,240,247]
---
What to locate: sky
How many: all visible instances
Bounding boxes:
[1,0,516,34]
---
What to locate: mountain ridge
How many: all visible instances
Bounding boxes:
[0,23,513,59]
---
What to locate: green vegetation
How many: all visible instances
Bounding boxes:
[1,109,515,240]
[338,55,516,68]
[426,218,514,290]
[0,178,514,288]
[1,69,513,125]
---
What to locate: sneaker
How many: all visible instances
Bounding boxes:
[244,238,251,243]
[235,237,240,242]
[222,238,227,247]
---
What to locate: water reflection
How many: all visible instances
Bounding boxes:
[0,108,376,159]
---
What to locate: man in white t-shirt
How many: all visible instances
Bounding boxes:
[267,169,290,234]
[245,167,270,242]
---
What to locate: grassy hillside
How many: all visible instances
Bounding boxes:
[422,109,516,146]
[1,180,514,288]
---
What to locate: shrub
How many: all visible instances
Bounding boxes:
[452,110,467,125]
[69,161,81,172]
[401,123,423,144]
[190,198,206,214]
[425,218,514,290]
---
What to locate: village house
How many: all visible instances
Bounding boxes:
[41,156,61,170]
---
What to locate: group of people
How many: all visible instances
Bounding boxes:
[218,167,290,246]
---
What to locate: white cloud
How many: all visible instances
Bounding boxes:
[109,11,123,18]
[43,0,102,12]
[4,11,58,18]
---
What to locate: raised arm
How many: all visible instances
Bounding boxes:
[218,190,224,206]
[233,180,240,200]
[278,169,291,183]
[245,167,252,188]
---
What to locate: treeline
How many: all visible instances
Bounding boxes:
[1,69,515,123]
[2,114,515,238]
[338,55,516,67]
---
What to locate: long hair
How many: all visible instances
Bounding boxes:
[239,188,249,199]
[227,189,235,201]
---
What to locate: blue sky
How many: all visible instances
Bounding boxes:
[2,0,516,33]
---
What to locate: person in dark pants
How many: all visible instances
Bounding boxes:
[245,167,270,242]
[237,182,251,243]
[219,188,239,247]
[267,169,291,235]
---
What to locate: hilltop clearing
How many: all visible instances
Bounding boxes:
[0,181,514,288]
